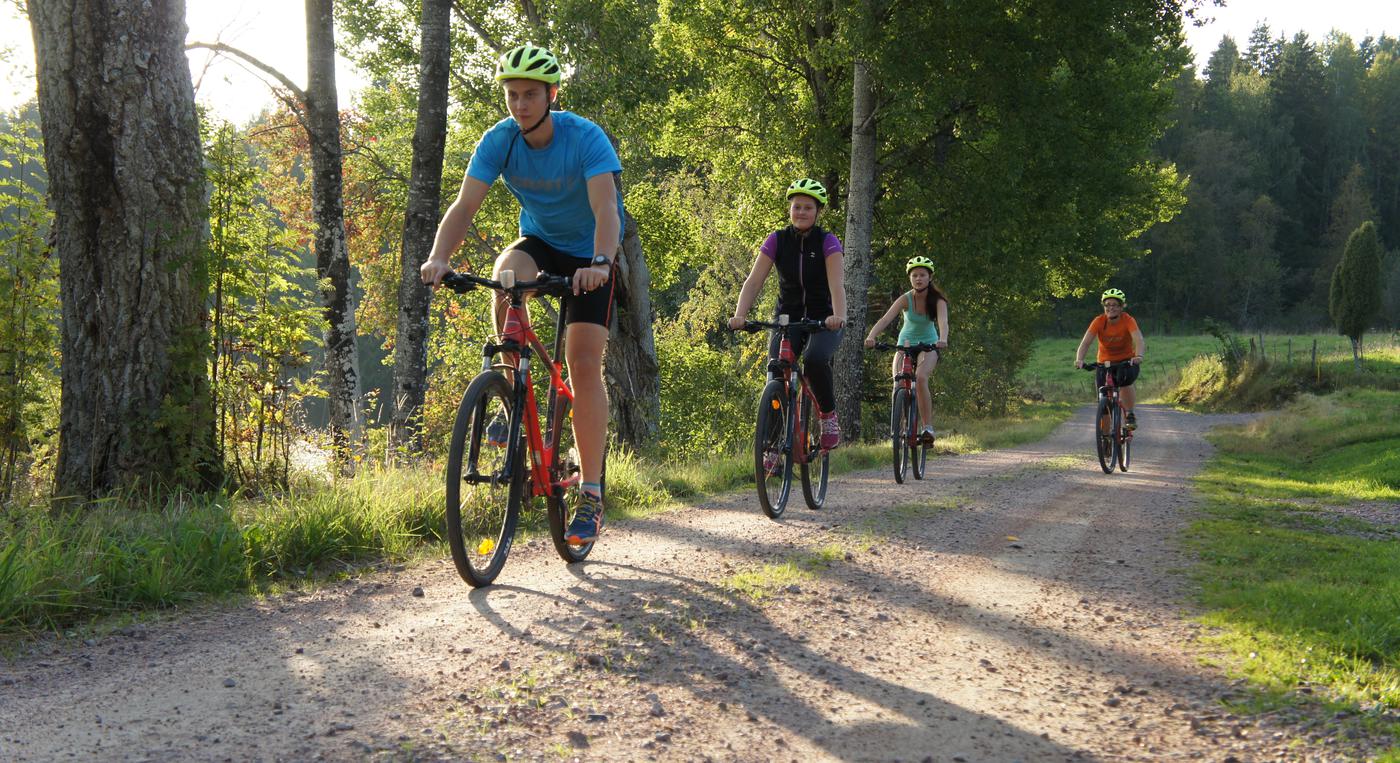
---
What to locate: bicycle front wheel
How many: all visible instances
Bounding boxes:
[911,397,929,480]
[445,372,524,587]
[1095,397,1115,474]
[891,388,910,484]
[754,380,793,519]
[1111,403,1125,472]
[544,394,600,563]
[799,393,829,510]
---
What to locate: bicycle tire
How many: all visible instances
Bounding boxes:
[1111,403,1125,473]
[544,394,601,563]
[910,396,928,480]
[445,372,524,587]
[754,380,793,519]
[1095,397,1115,474]
[799,393,829,510]
[891,388,910,484]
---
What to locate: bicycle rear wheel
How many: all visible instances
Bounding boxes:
[799,393,829,510]
[754,380,793,519]
[891,388,910,484]
[1111,403,1125,472]
[1095,397,1115,474]
[544,394,601,563]
[445,372,524,587]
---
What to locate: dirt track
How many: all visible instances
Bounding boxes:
[0,406,1379,761]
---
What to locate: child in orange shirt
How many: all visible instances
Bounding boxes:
[1073,288,1145,429]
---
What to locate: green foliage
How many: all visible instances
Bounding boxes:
[204,122,326,490]
[1188,389,1400,710]
[0,109,58,506]
[1330,221,1384,354]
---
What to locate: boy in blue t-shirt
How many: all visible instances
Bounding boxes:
[422,44,622,547]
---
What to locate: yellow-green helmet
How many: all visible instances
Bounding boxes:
[906,256,934,275]
[785,178,829,206]
[494,44,562,85]
[1101,287,1126,306]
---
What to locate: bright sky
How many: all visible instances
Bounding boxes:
[1182,0,1399,70]
[2,1,1398,120]
[1,0,366,124]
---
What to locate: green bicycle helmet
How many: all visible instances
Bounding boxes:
[494,44,562,85]
[1101,287,1127,306]
[906,256,934,275]
[785,178,829,207]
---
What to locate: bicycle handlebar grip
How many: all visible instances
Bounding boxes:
[442,272,474,293]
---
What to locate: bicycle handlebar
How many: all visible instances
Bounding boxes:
[729,317,831,333]
[1080,359,1136,371]
[871,341,941,353]
[441,271,572,298]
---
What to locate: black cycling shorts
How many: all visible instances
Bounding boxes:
[1096,362,1140,388]
[507,236,615,328]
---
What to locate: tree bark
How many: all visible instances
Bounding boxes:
[306,0,363,465]
[389,0,452,455]
[605,204,660,448]
[29,0,217,498]
[834,60,878,441]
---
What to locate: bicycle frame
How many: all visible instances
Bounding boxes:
[874,342,937,446]
[449,272,577,501]
[767,330,827,465]
[1089,360,1133,444]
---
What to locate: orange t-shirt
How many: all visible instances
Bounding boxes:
[1088,313,1140,362]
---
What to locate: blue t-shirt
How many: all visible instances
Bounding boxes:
[466,111,625,259]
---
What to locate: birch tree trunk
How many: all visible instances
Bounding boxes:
[306,0,363,465]
[29,0,217,498]
[835,59,878,441]
[389,0,451,454]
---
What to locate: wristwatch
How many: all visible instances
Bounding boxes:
[590,254,612,267]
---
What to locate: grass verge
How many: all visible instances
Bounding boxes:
[0,402,1072,635]
[1187,389,1400,729]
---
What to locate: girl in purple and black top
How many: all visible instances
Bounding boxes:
[728,178,848,449]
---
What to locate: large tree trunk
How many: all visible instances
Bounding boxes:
[834,59,878,441]
[306,0,363,465]
[29,0,217,498]
[389,0,451,455]
[605,206,660,447]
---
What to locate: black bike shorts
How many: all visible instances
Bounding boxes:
[507,236,616,328]
[1096,362,1140,389]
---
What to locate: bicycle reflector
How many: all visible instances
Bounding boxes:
[771,399,781,410]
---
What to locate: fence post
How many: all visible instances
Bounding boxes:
[1259,332,1266,362]
[1287,338,1292,365]
[1311,339,1318,381]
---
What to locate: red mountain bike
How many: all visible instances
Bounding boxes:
[440,270,600,586]
[1082,360,1133,474]
[873,342,938,483]
[732,316,832,518]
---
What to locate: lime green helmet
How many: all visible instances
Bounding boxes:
[906,256,934,275]
[494,44,562,85]
[785,178,829,206]
[1101,287,1126,305]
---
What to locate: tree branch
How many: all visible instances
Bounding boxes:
[186,41,309,106]
[451,0,502,52]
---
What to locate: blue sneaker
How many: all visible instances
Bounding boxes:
[566,493,604,546]
[485,413,509,448]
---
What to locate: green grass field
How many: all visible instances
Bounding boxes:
[1019,331,1400,404]
[1188,388,1400,732]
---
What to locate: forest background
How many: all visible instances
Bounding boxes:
[0,0,1398,505]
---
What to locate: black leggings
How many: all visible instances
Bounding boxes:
[769,328,842,413]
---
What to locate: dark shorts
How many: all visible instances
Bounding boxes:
[507,236,615,328]
[1096,362,1140,388]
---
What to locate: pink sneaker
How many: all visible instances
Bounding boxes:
[819,411,841,450]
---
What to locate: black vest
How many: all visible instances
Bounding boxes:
[772,225,833,321]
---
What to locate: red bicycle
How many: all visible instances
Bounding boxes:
[1082,360,1133,474]
[873,342,938,483]
[732,316,831,518]
[440,270,599,586]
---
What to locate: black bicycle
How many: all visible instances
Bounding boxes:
[440,270,601,586]
[731,316,832,518]
[1082,360,1133,474]
[873,342,939,483]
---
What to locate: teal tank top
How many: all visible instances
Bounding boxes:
[896,290,940,345]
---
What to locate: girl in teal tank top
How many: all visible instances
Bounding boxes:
[863,257,949,442]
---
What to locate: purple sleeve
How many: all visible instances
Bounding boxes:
[759,232,779,260]
[823,233,843,257]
